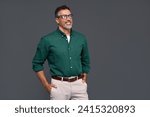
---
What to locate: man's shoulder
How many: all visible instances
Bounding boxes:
[41,30,58,40]
[72,30,85,36]
[72,30,87,41]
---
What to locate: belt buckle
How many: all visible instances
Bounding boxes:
[68,76,78,82]
[68,76,74,79]
[68,76,73,82]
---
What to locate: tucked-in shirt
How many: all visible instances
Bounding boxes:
[32,28,90,77]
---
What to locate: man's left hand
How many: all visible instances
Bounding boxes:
[82,73,87,83]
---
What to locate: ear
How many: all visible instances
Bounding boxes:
[55,18,59,24]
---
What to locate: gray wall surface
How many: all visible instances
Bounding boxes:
[0,0,150,99]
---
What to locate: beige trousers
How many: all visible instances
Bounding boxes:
[50,79,88,100]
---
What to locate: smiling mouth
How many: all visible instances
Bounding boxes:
[65,22,72,25]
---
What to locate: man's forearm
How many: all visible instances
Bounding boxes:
[35,70,49,89]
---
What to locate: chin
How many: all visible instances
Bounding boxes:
[65,27,72,30]
[64,25,72,30]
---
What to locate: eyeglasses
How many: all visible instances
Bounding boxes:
[57,14,73,19]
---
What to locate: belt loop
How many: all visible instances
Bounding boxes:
[76,76,78,80]
[61,77,63,82]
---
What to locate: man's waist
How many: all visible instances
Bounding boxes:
[52,74,84,82]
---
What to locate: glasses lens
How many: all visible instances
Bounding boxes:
[68,14,73,18]
[58,14,73,19]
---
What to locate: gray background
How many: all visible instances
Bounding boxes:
[0,0,150,100]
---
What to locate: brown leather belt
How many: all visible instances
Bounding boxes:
[52,74,84,82]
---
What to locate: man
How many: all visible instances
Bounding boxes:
[32,5,90,100]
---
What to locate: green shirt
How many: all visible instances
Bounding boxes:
[32,28,90,77]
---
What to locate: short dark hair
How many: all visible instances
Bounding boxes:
[55,5,71,18]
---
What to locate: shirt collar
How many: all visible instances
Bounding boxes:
[56,27,74,37]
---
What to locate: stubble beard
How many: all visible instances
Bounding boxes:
[64,23,72,30]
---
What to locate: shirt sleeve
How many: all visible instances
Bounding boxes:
[81,38,90,74]
[32,37,49,72]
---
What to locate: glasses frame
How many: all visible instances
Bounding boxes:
[57,14,73,19]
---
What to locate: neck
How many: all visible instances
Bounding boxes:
[59,26,71,36]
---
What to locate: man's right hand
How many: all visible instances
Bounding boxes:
[35,71,57,93]
[44,83,57,93]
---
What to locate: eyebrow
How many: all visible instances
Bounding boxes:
[59,14,72,15]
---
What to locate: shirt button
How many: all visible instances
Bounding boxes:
[70,67,72,68]
[70,57,71,59]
